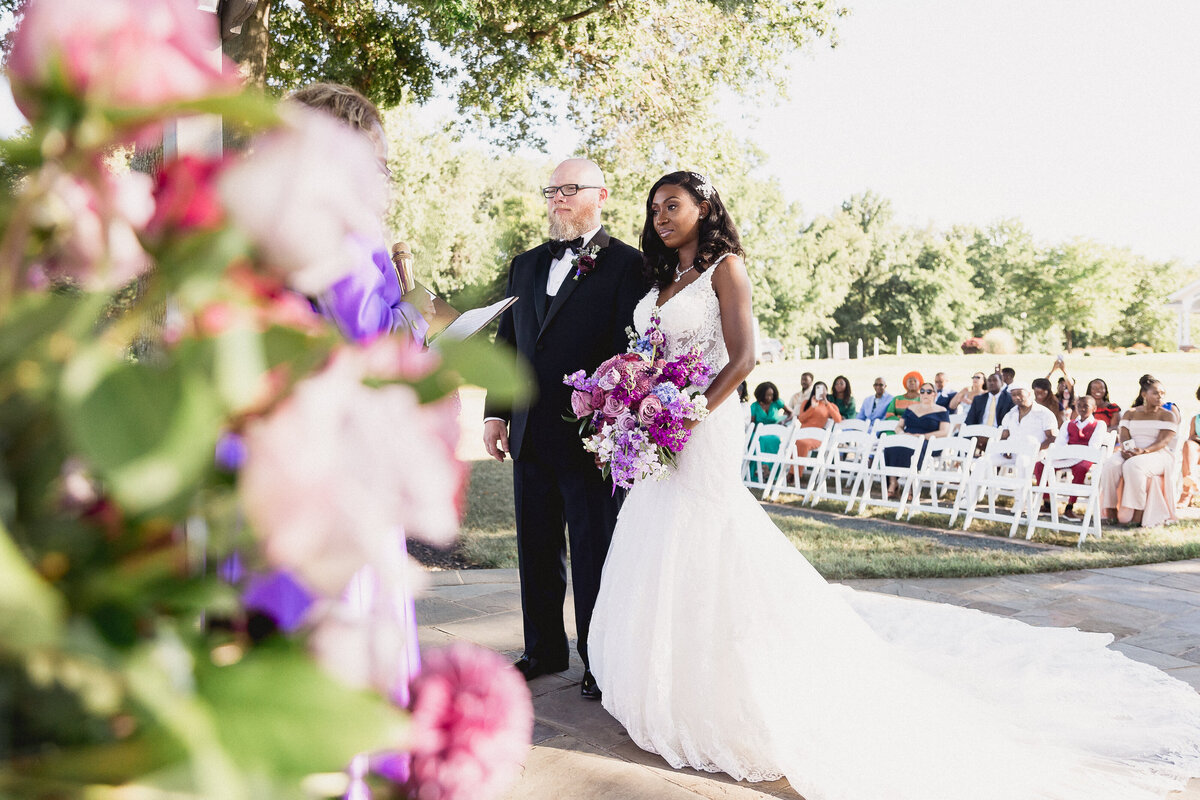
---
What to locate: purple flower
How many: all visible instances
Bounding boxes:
[570,390,595,418]
[572,253,596,280]
[637,395,663,426]
[214,431,246,471]
[243,570,315,633]
[602,394,625,418]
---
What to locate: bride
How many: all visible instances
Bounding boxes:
[587,171,1200,800]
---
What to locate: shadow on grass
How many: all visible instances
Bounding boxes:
[459,460,1200,578]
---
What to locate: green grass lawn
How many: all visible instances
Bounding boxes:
[458,458,1200,579]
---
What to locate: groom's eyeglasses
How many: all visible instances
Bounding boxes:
[542,184,603,198]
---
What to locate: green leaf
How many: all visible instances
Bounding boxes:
[58,344,224,515]
[104,91,281,134]
[196,639,408,781]
[0,292,106,371]
[0,519,66,652]
[213,324,268,412]
[424,336,532,406]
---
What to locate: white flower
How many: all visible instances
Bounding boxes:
[219,108,388,296]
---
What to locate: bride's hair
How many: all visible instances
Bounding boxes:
[641,171,744,289]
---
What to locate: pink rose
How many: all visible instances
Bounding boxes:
[597,367,621,391]
[602,395,625,418]
[637,395,663,426]
[8,0,239,124]
[147,155,227,237]
[241,339,463,597]
[591,388,605,409]
[570,389,594,418]
[407,644,533,800]
[220,108,388,295]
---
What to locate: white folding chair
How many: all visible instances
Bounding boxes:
[870,419,900,436]
[768,423,834,501]
[835,418,871,434]
[906,436,975,519]
[807,428,877,510]
[741,423,794,496]
[743,419,757,452]
[953,435,1041,535]
[1025,443,1106,545]
[957,423,1000,452]
[850,433,925,518]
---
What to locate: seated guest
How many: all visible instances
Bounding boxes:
[883,382,950,497]
[1180,384,1200,507]
[1046,354,1076,418]
[1000,366,1016,392]
[933,372,956,407]
[749,381,789,479]
[856,377,893,422]
[830,375,856,420]
[984,386,1057,469]
[1101,377,1177,527]
[794,382,843,458]
[949,372,986,411]
[787,372,814,417]
[1055,377,1077,421]
[1131,373,1182,425]
[964,372,1014,430]
[1031,377,1065,426]
[1086,378,1121,430]
[885,371,922,418]
[1034,395,1107,519]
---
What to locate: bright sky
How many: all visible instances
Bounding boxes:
[743,0,1200,265]
[2,1,1196,265]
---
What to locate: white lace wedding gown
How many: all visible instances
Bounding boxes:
[588,257,1200,800]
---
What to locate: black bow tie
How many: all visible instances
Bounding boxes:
[548,237,585,259]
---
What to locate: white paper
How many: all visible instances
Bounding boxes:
[434,296,517,342]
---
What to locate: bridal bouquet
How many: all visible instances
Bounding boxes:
[564,311,712,489]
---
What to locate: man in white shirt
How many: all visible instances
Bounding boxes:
[985,386,1058,468]
[855,377,892,422]
[788,371,814,416]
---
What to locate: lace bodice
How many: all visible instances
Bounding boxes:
[633,254,731,377]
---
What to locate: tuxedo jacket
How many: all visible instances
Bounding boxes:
[964,390,1014,427]
[484,228,647,464]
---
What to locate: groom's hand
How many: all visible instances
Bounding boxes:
[483,419,510,462]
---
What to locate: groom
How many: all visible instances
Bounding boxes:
[483,158,645,699]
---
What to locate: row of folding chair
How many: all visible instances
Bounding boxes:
[745,419,1113,546]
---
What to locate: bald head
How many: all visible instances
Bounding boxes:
[551,158,605,187]
[546,158,608,240]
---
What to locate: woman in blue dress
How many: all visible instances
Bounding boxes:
[884,381,950,496]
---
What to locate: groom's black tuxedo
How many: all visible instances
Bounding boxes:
[485,227,646,669]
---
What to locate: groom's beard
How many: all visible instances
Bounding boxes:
[548,206,601,241]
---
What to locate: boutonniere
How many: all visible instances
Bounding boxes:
[571,243,601,281]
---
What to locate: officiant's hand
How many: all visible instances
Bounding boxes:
[483,419,510,462]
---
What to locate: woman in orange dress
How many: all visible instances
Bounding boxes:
[794,381,842,458]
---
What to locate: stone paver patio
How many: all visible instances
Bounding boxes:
[417,560,1200,799]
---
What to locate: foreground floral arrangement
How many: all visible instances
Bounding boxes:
[0,1,531,798]
[564,312,712,489]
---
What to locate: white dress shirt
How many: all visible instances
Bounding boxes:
[1000,404,1058,445]
[547,225,601,297]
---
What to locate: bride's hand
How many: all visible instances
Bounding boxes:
[683,417,701,431]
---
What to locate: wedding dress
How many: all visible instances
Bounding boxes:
[588,255,1200,800]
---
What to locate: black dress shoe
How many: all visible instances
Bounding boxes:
[580,670,602,700]
[513,655,567,682]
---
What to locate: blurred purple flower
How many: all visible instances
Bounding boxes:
[243,570,314,633]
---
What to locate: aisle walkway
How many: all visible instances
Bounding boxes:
[417,560,1200,800]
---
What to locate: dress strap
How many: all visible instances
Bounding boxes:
[700,253,734,279]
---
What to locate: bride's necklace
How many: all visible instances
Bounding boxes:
[674,261,695,283]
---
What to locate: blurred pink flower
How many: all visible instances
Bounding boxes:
[240,339,462,597]
[219,108,388,296]
[29,162,154,290]
[407,644,533,800]
[147,155,227,237]
[8,0,239,122]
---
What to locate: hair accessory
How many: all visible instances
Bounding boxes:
[690,172,715,200]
